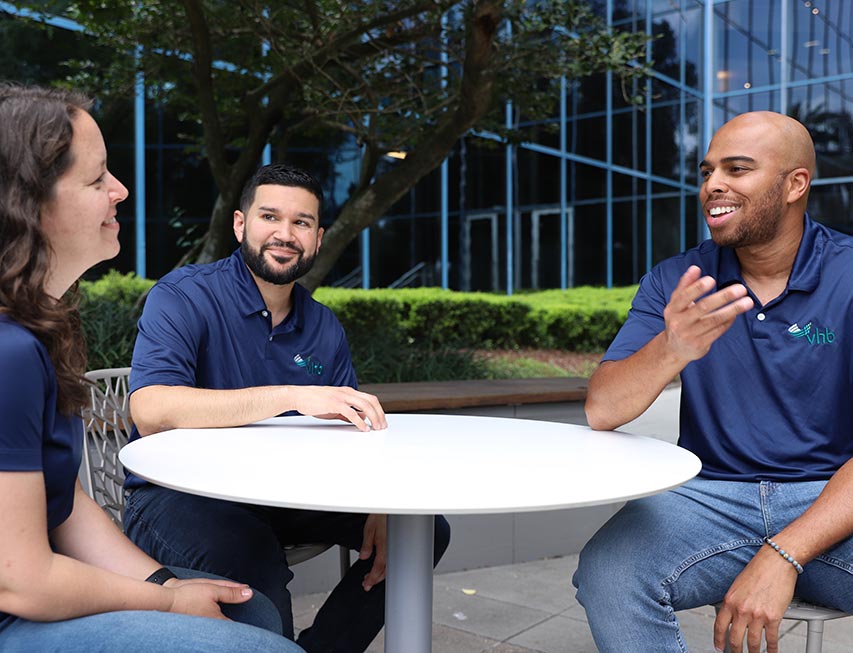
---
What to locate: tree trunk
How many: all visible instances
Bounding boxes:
[196,192,237,263]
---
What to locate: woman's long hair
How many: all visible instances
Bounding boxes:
[0,84,93,415]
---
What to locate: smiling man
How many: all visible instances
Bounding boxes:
[122,163,450,653]
[572,112,853,653]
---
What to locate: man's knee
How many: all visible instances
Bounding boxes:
[573,505,664,605]
[126,488,286,580]
[573,530,627,599]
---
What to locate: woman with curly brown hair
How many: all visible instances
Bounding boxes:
[0,84,303,653]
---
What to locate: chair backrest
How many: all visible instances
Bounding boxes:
[81,367,132,526]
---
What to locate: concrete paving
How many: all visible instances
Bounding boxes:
[292,387,853,651]
[293,553,853,652]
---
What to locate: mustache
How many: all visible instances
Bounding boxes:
[262,240,303,255]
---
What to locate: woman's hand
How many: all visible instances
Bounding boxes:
[167,581,253,620]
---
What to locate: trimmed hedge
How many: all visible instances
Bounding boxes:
[77,273,637,372]
[315,286,637,353]
[78,271,154,371]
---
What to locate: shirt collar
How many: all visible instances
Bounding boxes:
[716,213,821,293]
[229,249,268,318]
[786,213,822,293]
[228,249,307,331]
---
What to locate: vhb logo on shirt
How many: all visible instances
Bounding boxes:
[293,353,324,375]
[787,322,836,345]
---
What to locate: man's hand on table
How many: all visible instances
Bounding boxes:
[360,514,387,591]
[713,547,797,653]
[288,386,387,432]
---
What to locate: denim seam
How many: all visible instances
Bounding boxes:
[759,481,774,536]
[661,538,763,588]
[813,554,853,575]
[658,590,690,653]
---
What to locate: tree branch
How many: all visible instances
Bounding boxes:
[180,0,230,188]
[302,0,503,290]
[249,3,445,103]
[303,0,323,41]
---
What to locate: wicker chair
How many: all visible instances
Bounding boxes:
[81,367,349,575]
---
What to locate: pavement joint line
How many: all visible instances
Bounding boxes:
[426,621,507,651]
[478,641,539,653]
[555,603,581,617]
[440,588,570,618]
[497,611,567,648]
[434,591,562,649]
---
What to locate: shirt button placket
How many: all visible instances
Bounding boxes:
[261,310,273,357]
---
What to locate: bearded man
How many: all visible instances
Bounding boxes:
[123,163,450,653]
[573,111,853,653]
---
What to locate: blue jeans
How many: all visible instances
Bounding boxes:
[0,566,302,653]
[573,478,853,652]
[125,484,451,653]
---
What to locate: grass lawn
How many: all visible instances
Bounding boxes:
[476,349,602,379]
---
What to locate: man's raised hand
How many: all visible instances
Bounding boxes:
[663,265,754,364]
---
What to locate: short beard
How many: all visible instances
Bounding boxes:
[710,174,787,249]
[241,238,317,285]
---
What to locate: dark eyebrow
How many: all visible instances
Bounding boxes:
[256,206,317,223]
[699,155,757,169]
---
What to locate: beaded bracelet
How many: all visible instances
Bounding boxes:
[763,536,804,574]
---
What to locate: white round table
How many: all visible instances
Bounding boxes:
[120,413,701,652]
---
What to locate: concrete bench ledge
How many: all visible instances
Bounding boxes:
[359,377,588,413]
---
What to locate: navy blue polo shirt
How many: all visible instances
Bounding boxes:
[604,215,853,481]
[125,250,358,489]
[0,316,81,530]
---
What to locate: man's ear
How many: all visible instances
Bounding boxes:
[233,210,246,243]
[786,168,811,205]
[316,226,324,253]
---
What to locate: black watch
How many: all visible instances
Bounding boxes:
[145,566,177,585]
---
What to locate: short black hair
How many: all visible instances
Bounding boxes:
[239,163,324,214]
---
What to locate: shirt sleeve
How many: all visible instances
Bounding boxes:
[0,328,50,470]
[328,326,359,389]
[130,282,204,393]
[602,267,669,362]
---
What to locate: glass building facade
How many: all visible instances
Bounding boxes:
[337,0,853,291]
[3,0,853,290]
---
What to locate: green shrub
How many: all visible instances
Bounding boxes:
[315,288,503,382]
[353,342,490,384]
[519,287,636,351]
[78,276,636,378]
[80,269,154,305]
[316,285,635,354]
[537,307,621,352]
[406,294,534,349]
[314,289,410,354]
[78,271,154,370]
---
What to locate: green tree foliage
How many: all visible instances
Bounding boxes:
[16,0,651,287]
